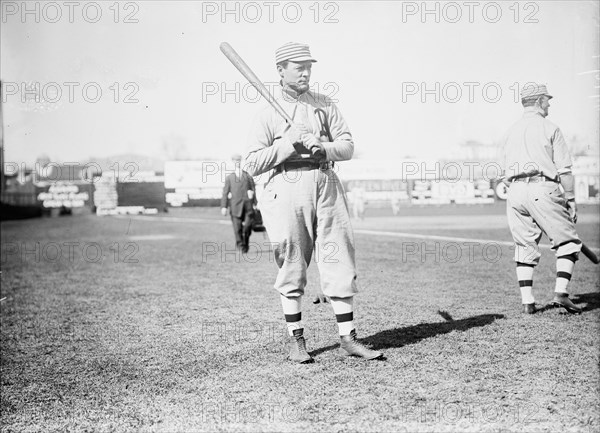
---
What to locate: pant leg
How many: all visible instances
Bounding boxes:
[314,170,358,298]
[230,215,244,248]
[507,182,543,265]
[259,170,316,297]
[242,201,254,247]
[524,182,582,257]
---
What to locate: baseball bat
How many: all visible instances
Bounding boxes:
[220,42,294,124]
[581,243,600,264]
[569,202,599,265]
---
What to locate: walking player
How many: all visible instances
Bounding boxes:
[500,83,582,314]
[244,42,383,363]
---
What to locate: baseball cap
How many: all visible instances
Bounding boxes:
[275,42,317,64]
[520,83,553,100]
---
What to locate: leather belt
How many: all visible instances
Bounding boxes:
[275,160,332,173]
[511,174,558,183]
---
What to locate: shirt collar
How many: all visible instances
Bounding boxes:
[523,106,545,117]
[280,83,308,103]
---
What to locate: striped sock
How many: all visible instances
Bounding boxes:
[336,312,354,336]
[516,262,535,304]
[555,255,576,294]
[281,295,302,336]
[330,297,354,336]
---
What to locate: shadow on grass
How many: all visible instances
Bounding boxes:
[310,313,504,356]
[572,292,600,312]
[533,292,600,314]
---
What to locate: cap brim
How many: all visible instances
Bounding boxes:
[520,93,554,99]
[286,56,317,63]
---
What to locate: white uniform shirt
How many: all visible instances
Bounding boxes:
[501,106,572,181]
[245,87,354,176]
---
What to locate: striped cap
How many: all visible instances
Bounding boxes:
[275,42,317,64]
[520,83,553,100]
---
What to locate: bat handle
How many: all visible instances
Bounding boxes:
[285,120,323,158]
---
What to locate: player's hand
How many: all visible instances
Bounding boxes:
[567,200,577,223]
[302,133,325,155]
[221,207,228,216]
[312,293,330,304]
[286,123,309,145]
[247,190,254,200]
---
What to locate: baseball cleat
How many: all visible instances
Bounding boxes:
[523,303,538,314]
[551,294,582,314]
[339,329,384,360]
[287,329,314,364]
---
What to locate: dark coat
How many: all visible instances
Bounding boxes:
[221,171,256,218]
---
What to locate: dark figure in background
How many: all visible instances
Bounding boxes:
[221,154,256,253]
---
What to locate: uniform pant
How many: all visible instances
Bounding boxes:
[259,167,358,298]
[507,181,581,265]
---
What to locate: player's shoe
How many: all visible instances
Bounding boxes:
[287,329,314,364]
[551,293,582,314]
[339,329,384,360]
[523,303,538,314]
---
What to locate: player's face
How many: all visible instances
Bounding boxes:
[279,61,312,93]
[538,95,551,117]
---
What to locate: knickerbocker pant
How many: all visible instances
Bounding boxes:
[507,181,581,265]
[259,167,358,298]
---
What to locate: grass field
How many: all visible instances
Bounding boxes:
[1,205,599,432]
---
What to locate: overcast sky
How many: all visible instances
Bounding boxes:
[1,1,599,165]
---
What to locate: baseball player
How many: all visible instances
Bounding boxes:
[351,185,366,220]
[221,154,256,254]
[500,83,582,314]
[244,42,383,363]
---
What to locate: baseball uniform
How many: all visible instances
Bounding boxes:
[246,86,357,298]
[502,106,581,264]
[242,42,383,362]
[500,83,582,314]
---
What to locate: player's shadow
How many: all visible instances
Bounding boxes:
[571,292,600,312]
[310,313,504,356]
[534,292,600,314]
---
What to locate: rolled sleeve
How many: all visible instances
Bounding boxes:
[321,103,354,162]
[551,128,572,173]
[244,110,296,176]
